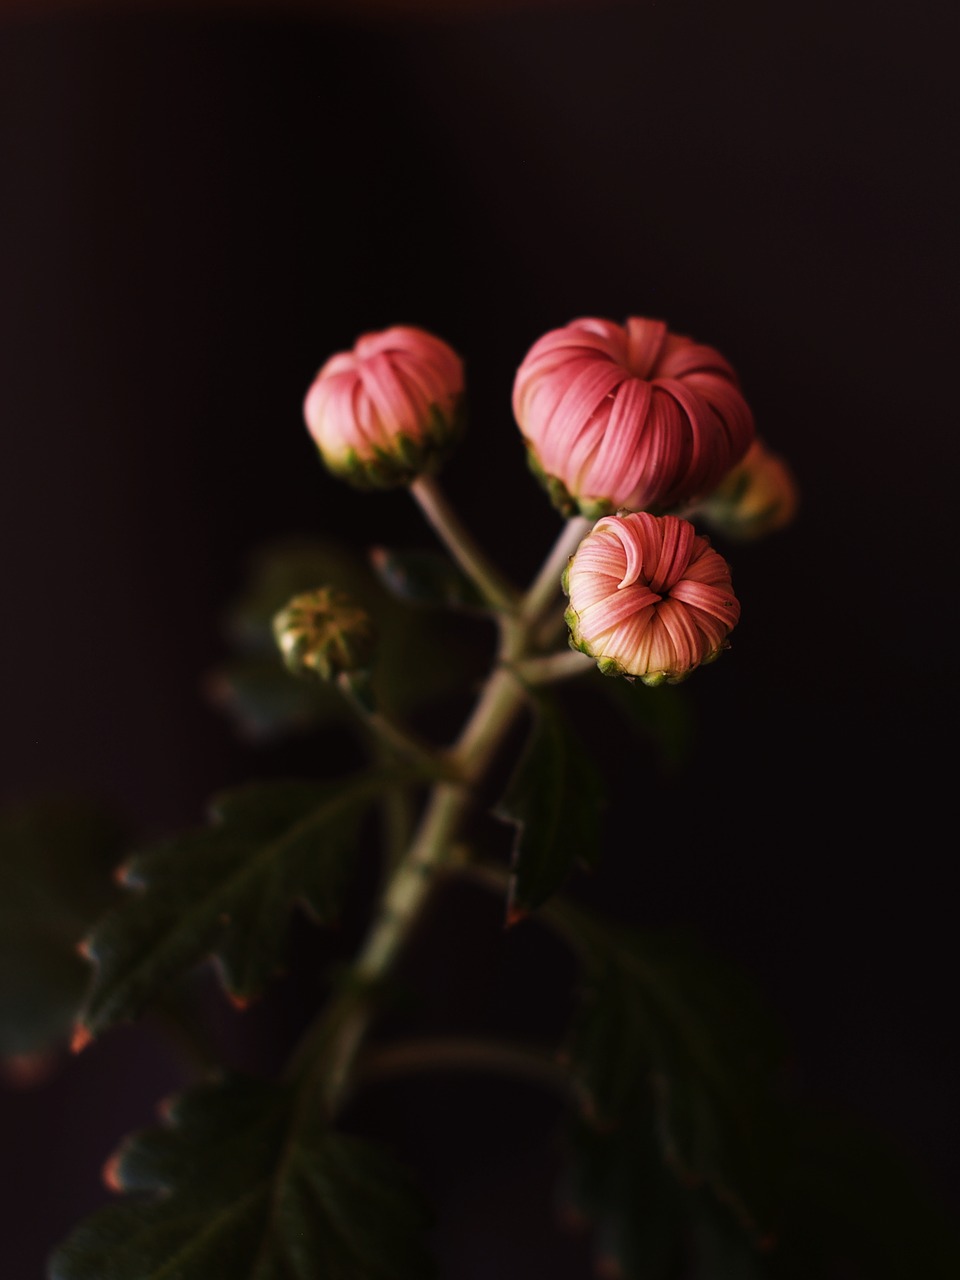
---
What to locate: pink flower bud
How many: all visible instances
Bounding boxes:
[563,511,741,686]
[692,438,799,542]
[513,316,755,517]
[303,326,464,488]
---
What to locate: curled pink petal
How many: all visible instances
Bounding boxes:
[303,326,464,489]
[563,511,740,686]
[513,315,755,517]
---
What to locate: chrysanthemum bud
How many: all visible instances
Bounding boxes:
[513,316,755,518]
[692,438,799,542]
[563,512,740,686]
[272,587,377,682]
[303,326,464,488]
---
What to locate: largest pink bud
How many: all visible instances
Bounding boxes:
[513,316,755,517]
[304,326,464,489]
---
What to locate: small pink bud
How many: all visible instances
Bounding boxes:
[691,438,799,541]
[303,326,464,488]
[513,316,755,517]
[563,512,741,686]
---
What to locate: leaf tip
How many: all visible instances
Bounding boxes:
[101,1152,124,1192]
[70,1023,93,1055]
[504,902,529,929]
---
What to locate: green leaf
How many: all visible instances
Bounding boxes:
[49,1073,437,1280]
[495,692,606,918]
[561,1108,686,1280]
[77,775,384,1039]
[598,675,696,773]
[210,537,483,741]
[204,656,346,743]
[0,796,124,1059]
[555,904,788,1246]
[369,546,488,613]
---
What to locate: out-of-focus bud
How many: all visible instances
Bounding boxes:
[691,438,799,541]
[272,587,377,682]
[303,326,464,488]
[562,512,740,687]
[512,316,755,518]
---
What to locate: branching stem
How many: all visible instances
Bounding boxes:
[299,488,596,1115]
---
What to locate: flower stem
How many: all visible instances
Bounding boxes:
[410,475,520,614]
[299,511,595,1115]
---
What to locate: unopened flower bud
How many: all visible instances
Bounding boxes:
[303,326,464,489]
[563,512,740,686]
[272,587,376,682]
[513,316,755,518]
[692,438,799,541]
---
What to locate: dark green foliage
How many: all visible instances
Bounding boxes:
[495,692,606,917]
[562,912,788,1240]
[370,546,490,613]
[48,1074,437,1280]
[0,796,124,1058]
[598,674,696,774]
[77,775,383,1038]
[208,537,481,742]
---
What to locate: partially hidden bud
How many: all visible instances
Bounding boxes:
[272,587,377,682]
[689,438,799,542]
[512,316,755,518]
[303,325,464,488]
[562,512,740,687]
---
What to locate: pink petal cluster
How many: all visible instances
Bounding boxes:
[563,512,740,686]
[513,316,755,517]
[303,326,464,488]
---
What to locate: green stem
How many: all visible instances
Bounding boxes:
[513,647,594,686]
[297,511,594,1115]
[410,474,520,614]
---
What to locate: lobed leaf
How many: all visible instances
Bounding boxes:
[555,904,788,1250]
[495,692,606,918]
[0,796,124,1060]
[76,775,385,1040]
[48,1073,437,1280]
[209,536,483,741]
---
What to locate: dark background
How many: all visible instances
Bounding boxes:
[1,0,958,1275]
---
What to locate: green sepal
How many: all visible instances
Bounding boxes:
[494,692,606,918]
[48,1074,437,1280]
[0,796,125,1059]
[76,774,387,1038]
[370,546,489,613]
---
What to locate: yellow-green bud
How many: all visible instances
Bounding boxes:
[272,587,377,682]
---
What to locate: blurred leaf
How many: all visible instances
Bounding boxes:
[209,536,483,741]
[370,546,489,613]
[555,903,788,1245]
[204,655,345,744]
[49,1073,437,1280]
[495,692,606,918]
[77,774,386,1039]
[598,676,696,773]
[560,1107,686,1280]
[0,796,124,1059]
